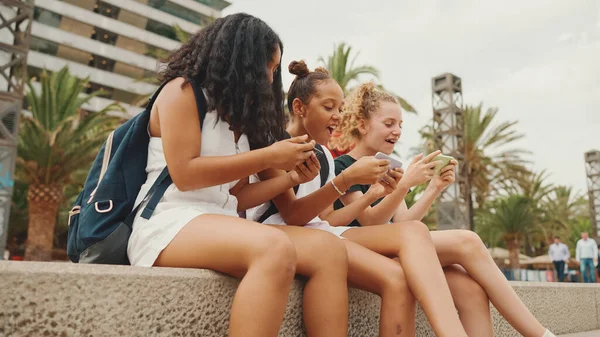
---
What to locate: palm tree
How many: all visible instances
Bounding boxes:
[318,43,416,113]
[500,170,554,255]
[543,186,587,230]
[480,194,538,269]
[18,66,123,260]
[540,186,589,256]
[417,103,530,209]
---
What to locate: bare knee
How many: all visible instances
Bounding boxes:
[251,230,297,278]
[445,266,488,310]
[305,231,348,275]
[380,263,411,297]
[454,230,487,259]
[396,220,431,242]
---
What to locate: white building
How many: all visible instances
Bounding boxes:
[29,0,230,117]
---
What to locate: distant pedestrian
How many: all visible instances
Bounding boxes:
[548,236,569,282]
[576,232,598,283]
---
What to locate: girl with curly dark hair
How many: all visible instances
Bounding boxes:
[127,13,349,337]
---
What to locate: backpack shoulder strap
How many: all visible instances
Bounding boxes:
[315,144,329,188]
[258,143,329,223]
[139,79,208,220]
[145,81,170,111]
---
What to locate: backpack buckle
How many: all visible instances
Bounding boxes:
[67,206,81,227]
[95,200,113,214]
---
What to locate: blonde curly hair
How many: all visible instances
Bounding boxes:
[329,82,398,152]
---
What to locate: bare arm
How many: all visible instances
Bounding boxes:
[259,168,349,226]
[393,160,456,222]
[338,184,411,226]
[156,79,313,191]
[392,183,440,222]
[319,191,380,227]
[336,151,443,226]
[233,173,296,212]
[259,154,390,226]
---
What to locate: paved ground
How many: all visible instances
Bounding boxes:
[559,330,600,337]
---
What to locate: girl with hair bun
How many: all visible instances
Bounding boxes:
[330,82,557,337]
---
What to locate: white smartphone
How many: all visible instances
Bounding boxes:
[375,152,403,170]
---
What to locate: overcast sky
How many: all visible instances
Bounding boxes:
[224,0,600,195]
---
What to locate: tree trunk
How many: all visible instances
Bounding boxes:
[504,234,522,270]
[24,184,62,261]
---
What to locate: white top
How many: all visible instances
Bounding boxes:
[576,238,599,261]
[548,242,570,261]
[253,148,335,226]
[127,107,250,267]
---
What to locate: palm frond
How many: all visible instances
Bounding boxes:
[20,65,123,185]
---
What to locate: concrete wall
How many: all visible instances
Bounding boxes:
[1,261,598,336]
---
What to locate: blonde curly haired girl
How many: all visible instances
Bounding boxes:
[332,82,556,337]
[329,82,397,154]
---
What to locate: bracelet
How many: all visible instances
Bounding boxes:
[331,179,345,196]
[340,171,349,190]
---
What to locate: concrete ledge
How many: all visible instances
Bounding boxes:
[559,331,600,337]
[1,261,599,336]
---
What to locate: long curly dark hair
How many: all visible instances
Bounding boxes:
[159,13,285,148]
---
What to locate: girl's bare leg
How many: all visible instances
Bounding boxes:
[270,225,349,337]
[430,230,546,337]
[342,221,467,337]
[444,265,493,337]
[343,240,416,337]
[155,214,296,337]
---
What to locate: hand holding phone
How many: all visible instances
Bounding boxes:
[432,154,455,175]
[375,152,403,170]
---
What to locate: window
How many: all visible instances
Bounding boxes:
[147,0,212,26]
[145,19,177,41]
[30,36,59,56]
[33,8,61,28]
[93,1,120,20]
[91,27,118,46]
[88,55,116,72]
[86,82,114,97]
[192,0,230,11]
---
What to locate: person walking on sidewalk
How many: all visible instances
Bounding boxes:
[576,232,598,283]
[549,236,570,282]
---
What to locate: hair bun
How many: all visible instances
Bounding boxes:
[289,60,310,77]
[314,66,330,76]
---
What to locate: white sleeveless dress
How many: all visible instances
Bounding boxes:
[127,110,250,267]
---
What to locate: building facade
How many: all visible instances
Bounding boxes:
[29,0,230,117]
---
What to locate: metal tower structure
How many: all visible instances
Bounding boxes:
[431,73,472,230]
[0,0,33,257]
[585,150,600,237]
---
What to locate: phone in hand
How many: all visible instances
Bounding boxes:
[375,152,403,170]
[433,154,454,175]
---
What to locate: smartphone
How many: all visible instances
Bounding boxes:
[375,152,403,170]
[433,154,454,175]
